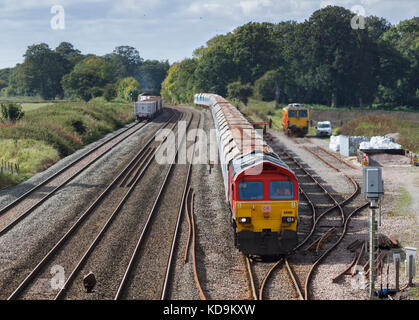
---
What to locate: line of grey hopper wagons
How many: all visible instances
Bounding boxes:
[193,93,292,201]
[134,93,164,121]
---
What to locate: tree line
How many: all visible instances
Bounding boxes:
[161,6,418,109]
[0,43,169,101]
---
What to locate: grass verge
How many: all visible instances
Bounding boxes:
[238,99,283,130]
[0,97,134,190]
[387,186,414,218]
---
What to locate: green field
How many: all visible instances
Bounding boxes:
[339,114,419,153]
[239,98,283,130]
[0,97,135,190]
[0,96,48,103]
[20,102,54,111]
[239,98,419,151]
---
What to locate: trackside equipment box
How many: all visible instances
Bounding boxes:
[362,167,384,199]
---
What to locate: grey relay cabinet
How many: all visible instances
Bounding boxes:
[362,167,384,199]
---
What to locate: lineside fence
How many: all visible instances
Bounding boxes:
[0,159,19,175]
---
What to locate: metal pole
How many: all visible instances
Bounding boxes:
[395,257,399,292]
[408,255,414,287]
[369,200,377,299]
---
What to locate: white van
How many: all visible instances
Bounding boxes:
[316,121,332,137]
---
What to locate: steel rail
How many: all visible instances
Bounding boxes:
[258,258,303,300]
[303,137,358,170]
[285,259,304,300]
[351,242,366,277]
[55,112,183,300]
[7,115,177,300]
[258,258,284,300]
[160,112,201,300]
[245,256,258,300]
[259,133,365,300]
[302,145,359,195]
[332,252,358,283]
[292,136,360,206]
[293,185,317,251]
[183,187,192,263]
[315,227,336,254]
[0,120,147,218]
[114,111,194,300]
[280,146,346,226]
[304,202,369,300]
[55,115,184,300]
[280,144,367,300]
[190,190,207,300]
[0,113,175,237]
[53,143,162,300]
[125,148,156,188]
[118,147,153,187]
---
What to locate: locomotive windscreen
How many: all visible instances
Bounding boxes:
[269,181,294,200]
[238,181,264,200]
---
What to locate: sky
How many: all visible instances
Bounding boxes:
[0,0,417,69]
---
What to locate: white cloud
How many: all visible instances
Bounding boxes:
[240,0,272,15]
[186,2,221,14]
[110,0,165,14]
[0,0,417,69]
[0,0,105,12]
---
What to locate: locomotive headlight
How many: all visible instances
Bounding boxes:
[238,217,252,224]
[282,216,295,223]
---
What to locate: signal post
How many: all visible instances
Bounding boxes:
[362,166,384,299]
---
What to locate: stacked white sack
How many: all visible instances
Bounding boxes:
[359,136,401,150]
[329,135,340,152]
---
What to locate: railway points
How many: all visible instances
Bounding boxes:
[0,100,416,301]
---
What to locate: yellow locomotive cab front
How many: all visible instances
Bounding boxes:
[233,177,299,256]
[282,104,309,137]
[235,199,299,256]
[235,201,298,233]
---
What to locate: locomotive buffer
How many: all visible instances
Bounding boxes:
[362,167,384,299]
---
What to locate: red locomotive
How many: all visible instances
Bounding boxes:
[194,93,299,257]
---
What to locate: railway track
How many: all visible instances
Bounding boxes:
[255,132,369,300]
[245,256,258,300]
[115,110,201,300]
[243,255,304,301]
[183,187,207,300]
[258,258,304,300]
[6,111,181,300]
[303,137,358,170]
[0,112,174,237]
